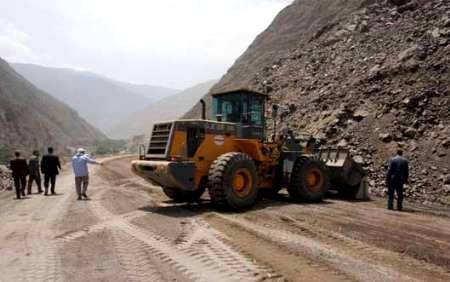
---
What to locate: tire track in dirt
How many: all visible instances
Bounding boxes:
[88,184,273,282]
[274,202,450,268]
[208,213,422,282]
[262,210,450,281]
[204,213,352,282]
[22,192,72,282]
[110,229,171,282]
[303,200,450,234]
[54,210,146,243]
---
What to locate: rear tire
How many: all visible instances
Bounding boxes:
[288,157,329,202]
[162,186,205,203]
[208,152,258,209]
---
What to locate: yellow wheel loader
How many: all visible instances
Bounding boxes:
[132,89,367,209]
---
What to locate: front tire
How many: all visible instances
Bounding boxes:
[208,152,258,209]
[288,157,329,202]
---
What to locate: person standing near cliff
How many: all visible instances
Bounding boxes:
[40,147,61,195]
[71,148,102,200]
[386,149,409,211]
[9,151,29,199]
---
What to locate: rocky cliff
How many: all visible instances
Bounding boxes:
[188,0,450,205]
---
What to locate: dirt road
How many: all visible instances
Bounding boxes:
[0,156,449,281]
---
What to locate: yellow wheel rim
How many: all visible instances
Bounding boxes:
[305,168,323,192]
[232,168,253,198]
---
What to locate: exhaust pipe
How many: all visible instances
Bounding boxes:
[200,99,206,120]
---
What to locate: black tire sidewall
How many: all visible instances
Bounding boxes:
[208,152,258,209]
[222,155,258,209]
[288,158,329,202]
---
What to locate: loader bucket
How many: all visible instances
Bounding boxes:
[318,148,369,200]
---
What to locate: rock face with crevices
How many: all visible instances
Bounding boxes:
[186,0,450,205]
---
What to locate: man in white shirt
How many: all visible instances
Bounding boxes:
[71,148,102,200]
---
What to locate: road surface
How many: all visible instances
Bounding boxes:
[0,156,449,281]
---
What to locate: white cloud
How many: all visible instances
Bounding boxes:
[0,0,291,88]
[0,19,37,62]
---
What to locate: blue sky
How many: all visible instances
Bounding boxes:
[0,0,292,89]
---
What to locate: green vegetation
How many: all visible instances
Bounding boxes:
[0,145,11,165]
[93,139,127,156]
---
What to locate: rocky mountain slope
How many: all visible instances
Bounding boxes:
[0,58,105,155]
[187,0,450,205]
[13,63,178,133]
[109,80,217,138]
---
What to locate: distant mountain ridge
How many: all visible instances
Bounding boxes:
[12,63,179,134]
[109,79,218,138]
[0,57,105,154]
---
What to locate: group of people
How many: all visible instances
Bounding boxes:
[9,147,102,201]
[9,146,409,209]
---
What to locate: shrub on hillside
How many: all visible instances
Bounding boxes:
[93,139,127,156]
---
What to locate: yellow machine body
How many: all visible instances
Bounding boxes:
[132,119,280,192]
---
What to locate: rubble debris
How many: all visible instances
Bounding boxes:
[0,165,12,191]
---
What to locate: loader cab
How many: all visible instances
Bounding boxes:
[212,89,267,140]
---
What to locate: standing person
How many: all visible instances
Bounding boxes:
[72,148,102,200]
[27,150,43,194]
[386,149,409,211]
[40,147,61,195]
[9,151,29,199]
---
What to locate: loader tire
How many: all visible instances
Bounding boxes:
[162,186,205,203]
[288,157,329,202]
[208,152,258,209]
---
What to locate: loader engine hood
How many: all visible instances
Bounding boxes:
[144,120,237,160]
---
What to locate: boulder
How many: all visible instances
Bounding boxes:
[389,0,410,5]
[398,45,418,62]
[396,1,418,13]
[403,127,416,138]
[444,185,450,193]
[379,133,392,143]
[445,175,450,185]
[352,109,370,121]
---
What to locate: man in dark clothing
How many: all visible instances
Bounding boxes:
[40,147,61,195]
[386,149,409,211]
[27,150,43,194]
[9,151,29,199]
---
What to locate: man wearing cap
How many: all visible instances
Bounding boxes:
[72,148,102,200]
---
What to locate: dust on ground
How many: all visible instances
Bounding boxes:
[0,156,449,281]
